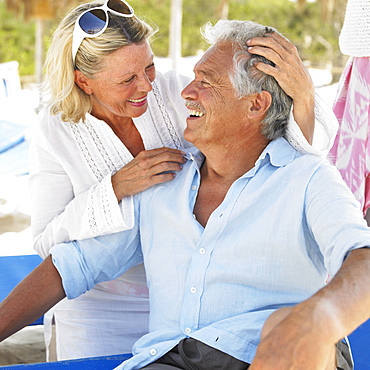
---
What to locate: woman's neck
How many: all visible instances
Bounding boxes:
[96,114,145,157]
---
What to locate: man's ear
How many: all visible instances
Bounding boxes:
[246,91,272,119]
[74,70,93,95]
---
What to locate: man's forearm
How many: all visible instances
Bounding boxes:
[0,255,66,342]
[310,247,370,340]
[250,248,370,369]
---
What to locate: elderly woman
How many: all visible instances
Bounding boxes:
[29,0,338,361]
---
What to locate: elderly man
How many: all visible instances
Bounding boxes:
[1,20,370,370]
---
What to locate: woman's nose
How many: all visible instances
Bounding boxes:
[138,74,153,92]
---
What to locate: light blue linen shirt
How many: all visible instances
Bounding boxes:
[51,137,370,369]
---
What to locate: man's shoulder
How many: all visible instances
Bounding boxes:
[268,137,327,167]
[139,147,201,198]
[268,138,335,183]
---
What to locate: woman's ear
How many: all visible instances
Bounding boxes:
[246,91,272,119]
[74,70,93,95]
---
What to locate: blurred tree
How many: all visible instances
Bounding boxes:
[217,0,230,19]
[0,1,36,76]
[2,0,83,81]
[0,0,347,79]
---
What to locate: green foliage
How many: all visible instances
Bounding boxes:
[130,0,344,66]
[0,0,345,76]
[130,0,171,56]
[0,1,36,75]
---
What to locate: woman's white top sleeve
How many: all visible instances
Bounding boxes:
[285,93,338,157]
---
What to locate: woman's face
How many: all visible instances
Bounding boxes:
[75,41,156,121]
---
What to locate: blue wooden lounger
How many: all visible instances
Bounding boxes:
[348,318,370,369]
[0,354,132,369]
[0,255,44,326]
[0,120,30,176]
[0,254,133,368]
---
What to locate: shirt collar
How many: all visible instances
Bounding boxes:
[183,147,205,169]
[256,137,298,168]
[184,137,298,174]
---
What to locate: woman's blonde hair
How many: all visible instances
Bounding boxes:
[42,1,156,123]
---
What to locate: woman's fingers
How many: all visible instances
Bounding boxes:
[246,32,315,143]
[112,147,188,200]
[247,32,313,99]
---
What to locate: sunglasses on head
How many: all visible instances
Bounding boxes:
[72,0,134,64]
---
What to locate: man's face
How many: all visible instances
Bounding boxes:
[181,41,250,150]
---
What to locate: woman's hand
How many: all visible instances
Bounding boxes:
[112,147,187,201]
[247,32,315,144]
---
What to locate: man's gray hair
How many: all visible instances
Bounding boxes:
[201,20,293,140]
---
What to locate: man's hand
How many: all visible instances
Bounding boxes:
[247,32,315,143]
[250,306,336,370]
[250,248,370,369]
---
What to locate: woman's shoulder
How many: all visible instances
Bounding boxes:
[36,108,77,140]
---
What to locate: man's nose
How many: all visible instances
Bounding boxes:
[181,80,197,100]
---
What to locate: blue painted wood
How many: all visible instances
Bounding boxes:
[0,120,26,154]
[0,139,30,176]
[348,318,370,370]
[0,354,132,369]
[0,255,44,325]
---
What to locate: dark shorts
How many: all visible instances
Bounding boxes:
[141,337,353,370]
[336,338,354,370]
[141,338,249,369]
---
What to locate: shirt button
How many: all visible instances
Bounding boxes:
[191,185,197,191]
[190,286,197,293]
[199,248,206,254]
[150,349,157,356]
[185,327,192,334]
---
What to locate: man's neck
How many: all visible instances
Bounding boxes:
[193,135,269,227]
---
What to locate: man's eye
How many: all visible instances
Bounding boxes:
[123,76,134,83]
[146,63,155,70]
[201,81,210,86]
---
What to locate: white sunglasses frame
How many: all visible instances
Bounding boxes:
[72,0,134,64]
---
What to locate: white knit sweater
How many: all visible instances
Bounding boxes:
[339,0,370,56]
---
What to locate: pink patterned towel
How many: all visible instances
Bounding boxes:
[328,57,370,214]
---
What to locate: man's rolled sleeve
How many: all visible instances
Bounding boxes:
[51,241,98,299]
[50,221,143,299]
[306,162,370,276]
